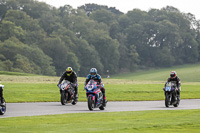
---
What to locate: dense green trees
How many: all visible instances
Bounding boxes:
[0,37,55,75]
[0,0,200,76]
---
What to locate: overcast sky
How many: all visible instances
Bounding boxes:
[38,0,200,20]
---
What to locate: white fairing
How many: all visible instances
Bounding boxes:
[59,80,70,90]
[87,84,95,91]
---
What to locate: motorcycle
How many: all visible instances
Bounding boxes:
[58,80,77,105]
[164,82,180,107]
[85,79,105,111]
[0,84,6,115]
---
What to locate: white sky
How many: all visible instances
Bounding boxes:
[38,0,200,20]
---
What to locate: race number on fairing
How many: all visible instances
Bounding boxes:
[87,85,94,90]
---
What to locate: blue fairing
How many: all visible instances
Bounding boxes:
[85,80,103,108]
[165,86,171,91]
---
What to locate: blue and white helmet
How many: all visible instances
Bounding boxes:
[90,68,97,78]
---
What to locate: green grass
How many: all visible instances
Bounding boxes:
[0,110,200,133]
[106,83,200,101]
[1,65,200,133]
[1,63,200,82]
[3,82,200,103]
[3,83,60,102]
[1,68,200,102]
[111,64,200,82]
[0,71,38,76]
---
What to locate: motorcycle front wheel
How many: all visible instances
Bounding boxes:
[61,91,68,105]
[0,98,6,115]
[165,93,170,107]
[88,96,94,111]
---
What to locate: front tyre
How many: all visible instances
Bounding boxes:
[88,96,94,111]
[165,93,170,107]
[61,91,68,105]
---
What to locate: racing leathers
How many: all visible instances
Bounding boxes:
[58,71,78,100]
[0,85,4,104]
[85,74,106,105]
[164,76,181,96]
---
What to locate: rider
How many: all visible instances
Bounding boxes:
[164,71,181,98]
[0,84,4,105]
[57,67,78,102]
[85,68,106,106]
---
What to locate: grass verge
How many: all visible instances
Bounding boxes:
[2,81,200,102]
[111,63,200,82]
[0,109,200,133]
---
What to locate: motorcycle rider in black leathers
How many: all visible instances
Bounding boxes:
[85,68,106,106]
[57,67,78,102]
[164,71,181,100]
[0,84,4,105]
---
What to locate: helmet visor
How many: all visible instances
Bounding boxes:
[66,71,72,75]
[90,72,96,75]
[170,73,176,78]
[66,71,71,73]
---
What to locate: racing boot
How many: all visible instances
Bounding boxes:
[103,94,107,107]
[0,97,4,105]
[75,93,78,102]
[175,88,181,101]
[174,95,177,101]
[177,91,180,102]
[74,87,78,102]
[0,87,2,102]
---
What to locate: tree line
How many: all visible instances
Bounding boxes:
[0,0,200,76]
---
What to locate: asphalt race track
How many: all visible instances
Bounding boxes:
[1,99,200,118]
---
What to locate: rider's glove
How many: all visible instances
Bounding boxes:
[57,84,61,89]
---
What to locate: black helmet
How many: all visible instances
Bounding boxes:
[170,71,177,78]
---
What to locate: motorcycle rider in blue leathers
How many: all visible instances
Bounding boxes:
[85,68,106,106]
